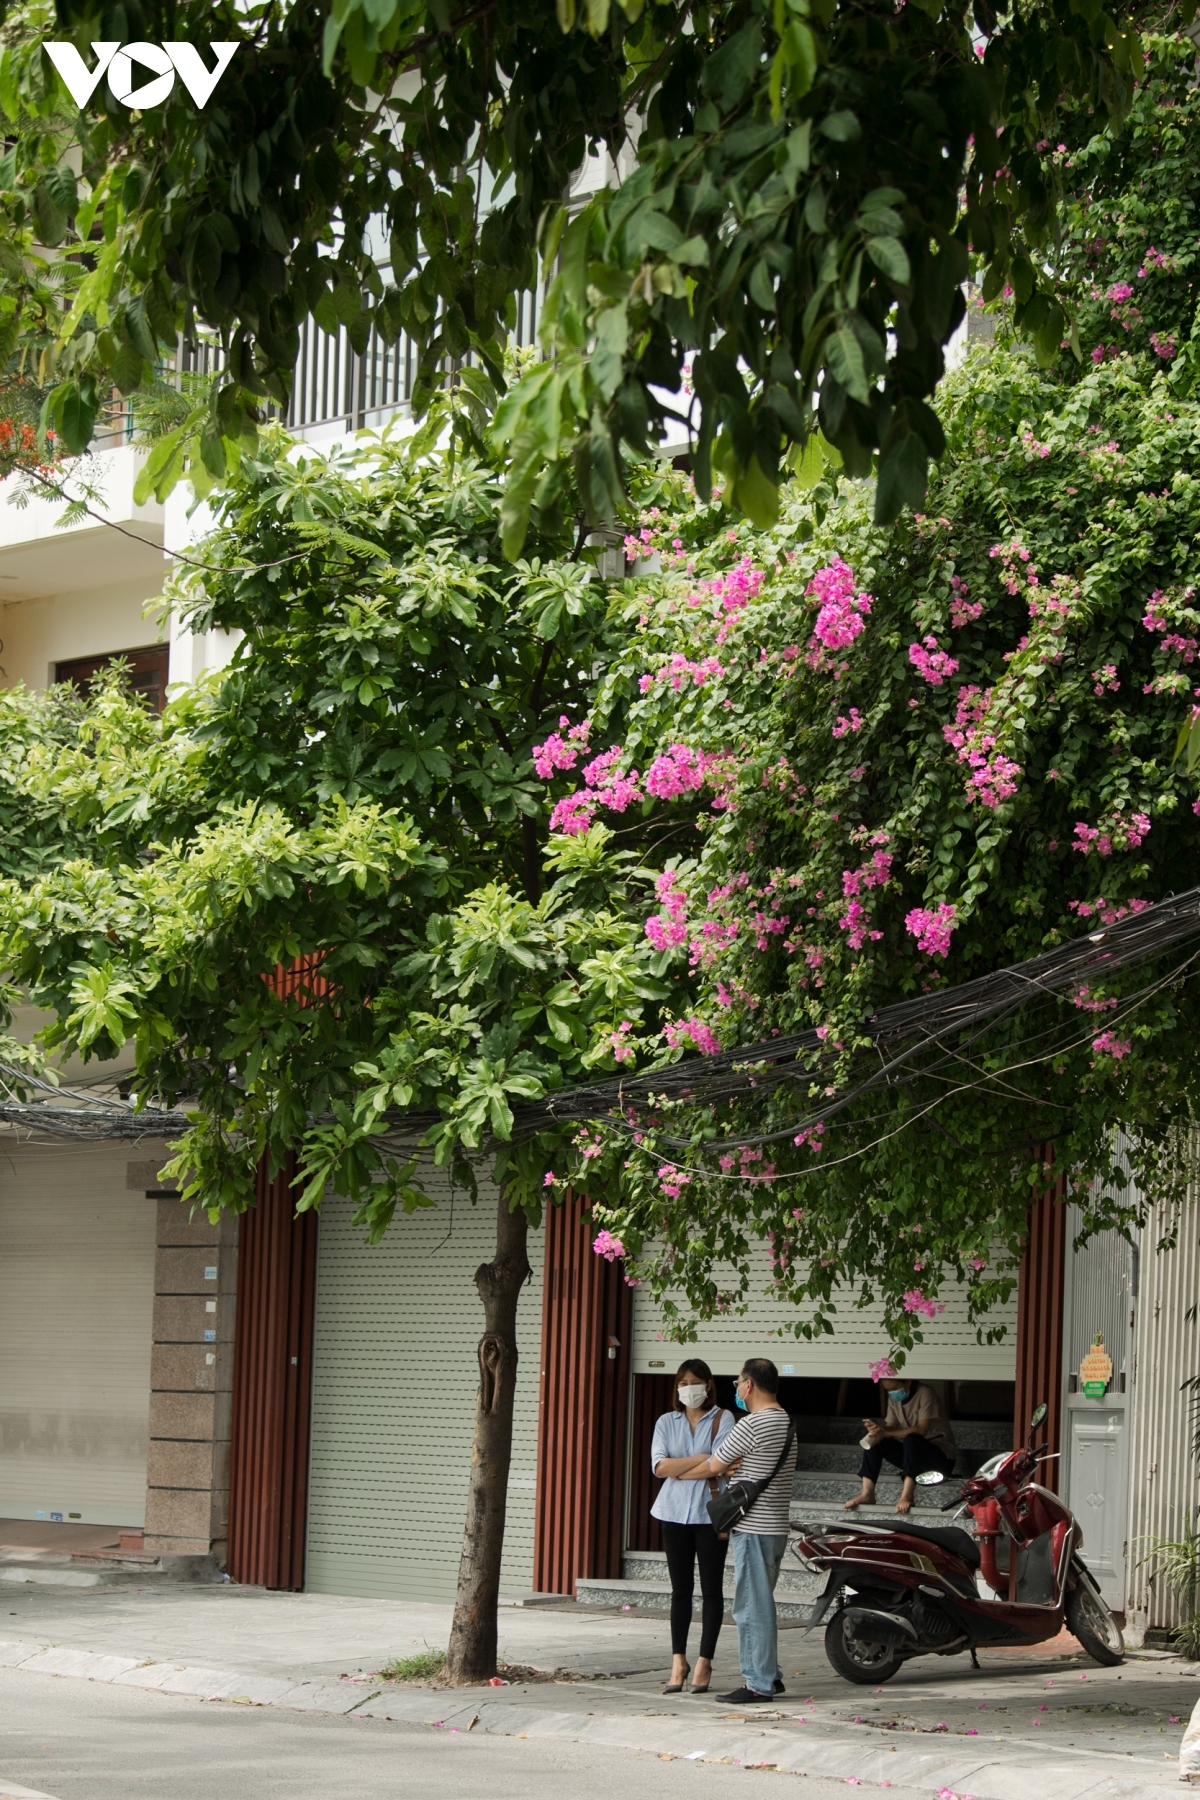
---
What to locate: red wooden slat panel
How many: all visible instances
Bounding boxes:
[626,1374,675,1553]
[227,1156,319,1588]
[226,961,324,1590]
[533,1196,631,1593]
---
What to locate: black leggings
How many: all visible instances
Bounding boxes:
[859,1435,956,1483]
[659,1521,729,1660]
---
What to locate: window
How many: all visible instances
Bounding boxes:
[54,644,170,713]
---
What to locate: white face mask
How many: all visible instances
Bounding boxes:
[678,1384,709,1410]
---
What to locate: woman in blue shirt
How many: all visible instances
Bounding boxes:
[650,1358,735,1694]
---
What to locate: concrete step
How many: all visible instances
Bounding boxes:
[620,1551,814,1595]
[71,1550,164,1570]
[791,1472,952,1508]
[0,1551,75,1567]
[0,1563,107,1588]
[788,1415,1010,1452]
[791,1442,992,1478]
[790,1498,970,1528]
[575,1575,819,1623]
[0,1556,192,1589]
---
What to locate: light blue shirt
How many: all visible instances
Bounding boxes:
[650,1405,736,1525]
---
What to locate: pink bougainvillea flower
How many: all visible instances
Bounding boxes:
[806,559,873,667]
[905,902,957,958]
[592,1229,625,1261]
[549,792,597,836]
[908,636,960,686]
[868,1356,898,1382]
[644,743,707,799]
[664,1017,722,1056]
[903,1289,946,1319]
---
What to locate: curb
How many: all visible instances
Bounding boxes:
[0,1637,1183,1800]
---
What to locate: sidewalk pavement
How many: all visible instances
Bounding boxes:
[0,1575,1194,1799]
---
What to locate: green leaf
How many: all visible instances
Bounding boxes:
[110,342,145,396]
[789,432,825,488]
[732,455,779,528]
[132,424,189,504]
[701,22,764,113]
[32,179,67,247]
[819,109,860,143]
[826,326,869,402]
[865,235,911,286]
[1010,256,1035,307]
[593,303,629,400]
[45,382,96,456]
[874,430,928,523]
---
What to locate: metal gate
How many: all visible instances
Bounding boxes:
[305,1174,544,1600]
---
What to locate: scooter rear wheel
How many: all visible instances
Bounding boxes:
[824,1610,904,1685]
[1066,1575,1124,1666]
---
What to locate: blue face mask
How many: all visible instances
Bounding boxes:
[735,1390,749,1410]
[889,1388,910,1404]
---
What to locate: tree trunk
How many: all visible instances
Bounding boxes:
[444,1189,532,1683]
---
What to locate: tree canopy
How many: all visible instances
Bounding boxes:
[0,419,689,1226]
[1,20,1200,1357]
[0,0,1165,539]
[527,349,1200,1352]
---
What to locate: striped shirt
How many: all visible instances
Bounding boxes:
[713,1407,795,1534]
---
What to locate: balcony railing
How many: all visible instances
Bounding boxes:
[96,281,542,451]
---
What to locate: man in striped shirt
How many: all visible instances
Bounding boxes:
[697,1357,795,1703]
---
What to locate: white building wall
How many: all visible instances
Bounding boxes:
[0,445,169,693]
[1126,1191,1200,1640]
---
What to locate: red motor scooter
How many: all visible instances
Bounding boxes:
[792,1403,1124,1685]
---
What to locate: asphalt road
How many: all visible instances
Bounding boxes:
[0,1665,920,1800]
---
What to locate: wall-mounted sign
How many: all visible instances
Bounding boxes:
[1079,1332,1114,1399]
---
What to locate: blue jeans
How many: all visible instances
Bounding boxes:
[731,1531,787,1696]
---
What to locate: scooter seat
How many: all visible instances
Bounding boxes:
[891,1520,980,1568]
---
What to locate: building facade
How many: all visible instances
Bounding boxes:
[0,391,1195,1632]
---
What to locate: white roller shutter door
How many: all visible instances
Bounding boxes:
[632,1240,1016,1378]
[306,1174,544,1601]
[0,1143,155,1525]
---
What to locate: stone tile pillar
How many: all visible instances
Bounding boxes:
[135,1169,238,1563]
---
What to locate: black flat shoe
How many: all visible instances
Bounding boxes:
[717,1686,772,1703]
[662,1663,690,1694]
[774,1678,786,1695]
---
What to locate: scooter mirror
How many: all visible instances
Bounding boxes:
[1030,1401,1048,1431]
[914,1469,946,1486]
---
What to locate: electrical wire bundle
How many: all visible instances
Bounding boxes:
[3,883,1200,1153]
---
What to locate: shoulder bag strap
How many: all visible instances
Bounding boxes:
[746,1413,797,1500]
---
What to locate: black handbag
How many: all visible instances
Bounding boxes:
[706,1414,797,1535]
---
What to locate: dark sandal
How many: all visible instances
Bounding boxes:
[662,1662,690,1694]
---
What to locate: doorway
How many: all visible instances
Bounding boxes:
[1061,1202,1136,1610]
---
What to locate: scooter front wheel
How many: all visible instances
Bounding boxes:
[1066,1573,1124,1666]
[824,1610,904,1686]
